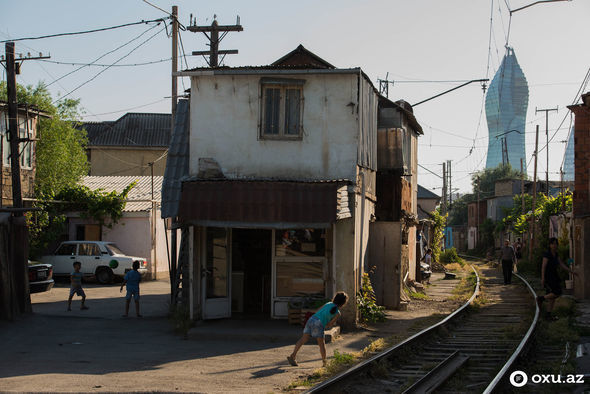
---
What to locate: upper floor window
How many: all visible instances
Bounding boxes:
[260,78,304,139]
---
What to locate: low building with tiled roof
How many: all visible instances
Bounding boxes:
[77,112,171,177]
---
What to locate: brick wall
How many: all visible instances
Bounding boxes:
[570,93,590,218]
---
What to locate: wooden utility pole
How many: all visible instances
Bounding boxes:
[171,5,178,130]
[535,107,558,196]
[6,43,22,213]
[476,176,480,248]
[448,160,452,207]
[188,16,243,67]
[520,158,525,213]
[442,163,447,215]
[529,126,539,263]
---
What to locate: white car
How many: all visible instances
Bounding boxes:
[41,241,149,284]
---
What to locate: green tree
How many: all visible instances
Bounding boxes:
[0,82,89,196]
[429,208,447,263]
[471,163,524,197]
[448,193,475,225]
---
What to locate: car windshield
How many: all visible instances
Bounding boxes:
[105,244,124,256]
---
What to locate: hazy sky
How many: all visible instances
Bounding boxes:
[2,0,589,194]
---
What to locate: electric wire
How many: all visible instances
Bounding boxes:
[39,58,172,68]
[52,24,167,104]
[87,98,168,117]
[0,17,168,43]
[46,23,161,88]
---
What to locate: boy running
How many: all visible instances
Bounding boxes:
[120,261,142,317]
[67,262,88,311]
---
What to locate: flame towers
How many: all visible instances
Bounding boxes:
[485,47,529,169]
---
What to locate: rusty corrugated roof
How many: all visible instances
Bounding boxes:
[81,176,162,212]
[178,179,351,226]
[79,112,171,147]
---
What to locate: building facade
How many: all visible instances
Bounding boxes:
[0,102,47,207]
[79,112,171,177]
[569,92,590,299]
[166,46,421,325]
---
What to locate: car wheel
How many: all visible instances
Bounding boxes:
[96,267,113,284]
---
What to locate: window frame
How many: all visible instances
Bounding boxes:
[259,78,305,140]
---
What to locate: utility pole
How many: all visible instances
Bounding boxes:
[442,162,447,215]
[448,160,452,207]
[536,106,558,196]
[520,158,525,214]
[171,5,178,130]
[476,176,480,248]
[377,72,394,98]
[1,42,48,320]
[170,5,179,304]
[6,42,22,213]
[188,15,243,67]
[530,125,539,263]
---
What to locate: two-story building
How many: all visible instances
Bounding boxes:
[0,102,48,207]
[164,45,421,325]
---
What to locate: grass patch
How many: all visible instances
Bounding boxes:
[448,272,478,303]
[286,334,405,390]
[443,263,468,272]
[404,287,429,300]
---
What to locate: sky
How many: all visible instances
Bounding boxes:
[2,0,589,194]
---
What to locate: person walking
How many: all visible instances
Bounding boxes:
[287,292,348,367]
[500,239,517,284]
[67,262,89,311]
[120,261,142,317]
[537,237,577,319]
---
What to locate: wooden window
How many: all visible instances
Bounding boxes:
[260,78,304,139]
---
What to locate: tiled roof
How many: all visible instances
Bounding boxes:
[418,184,440,200]
[79,112,171,147]
[81,175,163,212]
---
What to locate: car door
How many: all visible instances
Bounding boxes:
[51,243,78,275]
[77,243,102,274]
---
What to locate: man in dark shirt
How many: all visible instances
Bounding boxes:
[500,239,517,285]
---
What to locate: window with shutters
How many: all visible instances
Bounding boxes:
[260,78,304,139]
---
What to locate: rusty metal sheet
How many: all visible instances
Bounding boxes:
[179,180,344,225]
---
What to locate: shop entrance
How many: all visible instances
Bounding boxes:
[231,229,272,316]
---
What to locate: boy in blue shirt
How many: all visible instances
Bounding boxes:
[120,261,142,317]
[67,262,89,311]
[287,292,348,367]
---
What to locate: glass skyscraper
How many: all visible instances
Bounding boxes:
[485,47,529,170]
[563,126,574,181]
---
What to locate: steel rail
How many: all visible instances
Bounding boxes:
[307,265,480,393]
[482,271,540,393]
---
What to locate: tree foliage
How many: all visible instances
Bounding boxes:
[428,208,447,262]
[0,81,89,196]
[471,163,524,198]
[27,183,136,259]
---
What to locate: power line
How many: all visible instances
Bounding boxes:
[86,98,168,117]
[39,58,171,67]
[0,17,169,43]
[47,23,162,88]
[53,24,167,104]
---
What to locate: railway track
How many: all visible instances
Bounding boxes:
[309,263,539,393]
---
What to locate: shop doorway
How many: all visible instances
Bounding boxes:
[231,229,272,316]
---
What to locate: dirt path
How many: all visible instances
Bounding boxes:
[0,273,464,393]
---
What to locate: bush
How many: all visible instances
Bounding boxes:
[357,273,386,323]
[439,248,463,265]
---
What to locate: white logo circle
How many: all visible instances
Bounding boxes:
[510,370,528,387]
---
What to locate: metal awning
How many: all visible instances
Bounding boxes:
[178,179,351,228]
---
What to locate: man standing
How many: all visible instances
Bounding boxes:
[500,239,517,284]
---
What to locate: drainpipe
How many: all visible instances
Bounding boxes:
[358,170,366,293]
